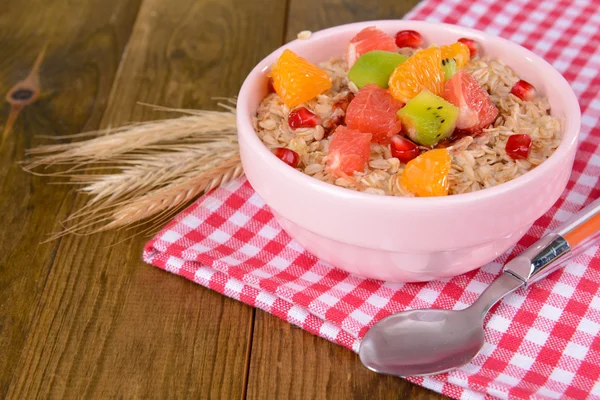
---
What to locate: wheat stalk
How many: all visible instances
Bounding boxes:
[46,154,243,240]
[24,100,246,238]
[76,146,238,203]
[23,103,237,169]
[105,154,243,229]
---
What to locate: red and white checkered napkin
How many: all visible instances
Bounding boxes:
[144,0,600,398]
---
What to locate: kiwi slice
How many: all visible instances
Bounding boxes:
[397,90,459,147]
[442,58,457,80]
[348,50,407,89]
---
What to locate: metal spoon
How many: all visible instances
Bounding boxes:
[360,197,600,377]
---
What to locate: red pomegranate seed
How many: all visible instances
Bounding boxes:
[267,78,275,93]
[390,135,420,163]
[510,80,537,101]
[506,134,532,160]
[395,30,423,49]
[288,107,320,130]
[273,147,300,168]
[457,38,479,58]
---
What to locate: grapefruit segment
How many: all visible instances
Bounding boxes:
[327,126,372,177]
[442,71,498,133]
[345,84,403,144]
[347,27,397,68]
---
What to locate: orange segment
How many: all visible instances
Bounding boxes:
[271,49,332,108]
[400,149,452,197]
[441,42,471,68]
[388,47,445,103]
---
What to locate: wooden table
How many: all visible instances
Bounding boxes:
[1,0,447,398]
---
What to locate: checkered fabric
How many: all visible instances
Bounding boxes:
[144,0,600,398]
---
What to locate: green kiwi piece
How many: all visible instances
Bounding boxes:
[442,58,457,80]
[397,90,459,147]
[348,50,407,89]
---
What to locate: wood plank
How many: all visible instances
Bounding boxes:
[0,0,141,397]
[247,1,448,399]
[248,312,447,400]
[284,0,422,42]
[4,0,287,398]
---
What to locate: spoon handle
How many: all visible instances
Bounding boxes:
[504,197,600,287]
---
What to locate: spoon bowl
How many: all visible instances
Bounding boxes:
[359,309,485,376]
[359,272,525,376]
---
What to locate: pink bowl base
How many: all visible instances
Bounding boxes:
[273,209,531,282]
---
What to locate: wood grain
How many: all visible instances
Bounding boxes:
[4,0,286,398]
[285,0,422,42]
[0,0,141,396]
[247,1,446,399]
[247,312,446,400]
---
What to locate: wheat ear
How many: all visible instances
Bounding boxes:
[23,100,247,239]
[105,154,243,230]
[23,108,237,169]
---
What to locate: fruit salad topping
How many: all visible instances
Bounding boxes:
[346,84,403,144]
[390,135,420,164]
[457,38,479,58]
[348,50,407,89]
[398,90,459,146]
[273,147,300,168]
[327,126,372,177]
[388,47,445,103]
[347,27,397,68]
[400,149,452,197]
[441,58,457,80]
[510,80,537,101]
[505,134,532,160]
[271,49,332,108]
[443,71,498,133]
[394,30,423,49]
[288,107,320,129]
[264,27,545,197]
[441,42,471,67]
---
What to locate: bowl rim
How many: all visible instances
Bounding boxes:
[237,20,581,206]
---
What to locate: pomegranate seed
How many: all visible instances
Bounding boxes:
[267,78,275,93]
[395,30,423,49]
[273,147,300,168]
[390,135,420,163]
[457,38,479,58]
[288,107,320,130]
[510,80,537,101]
[505,134,532,160]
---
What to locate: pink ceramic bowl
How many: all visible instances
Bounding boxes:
[236,20,580,282]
